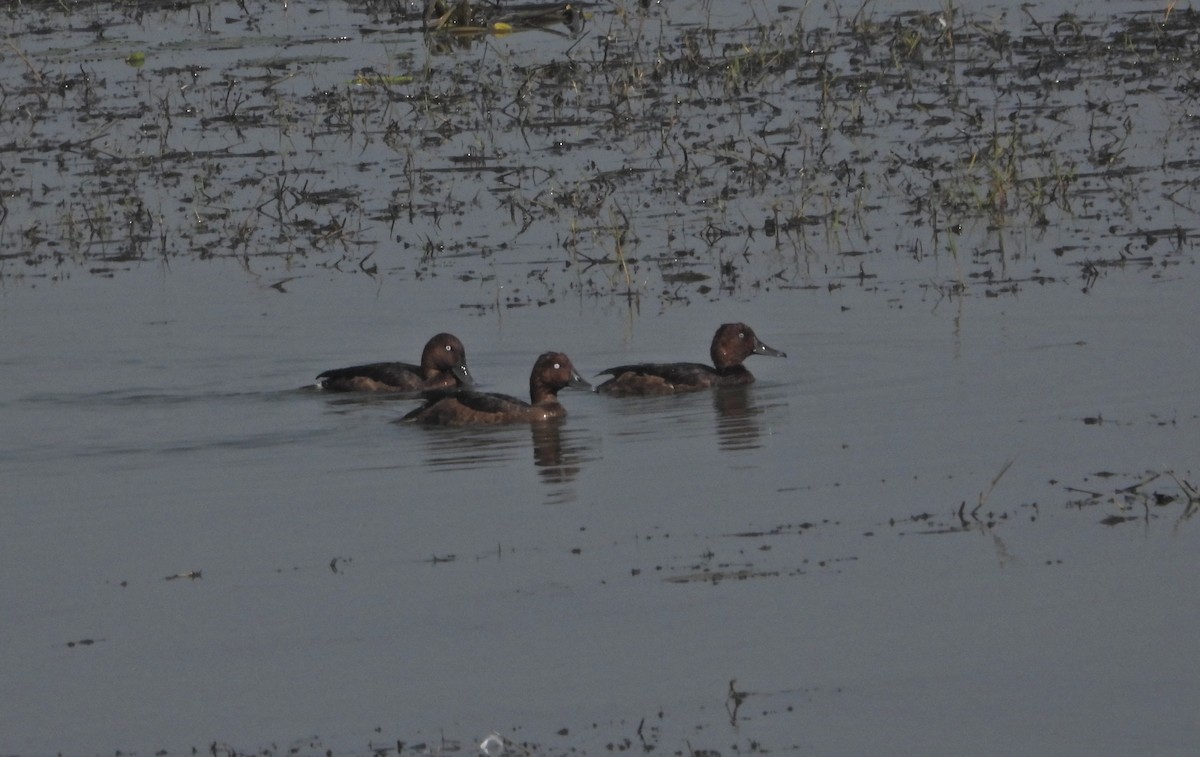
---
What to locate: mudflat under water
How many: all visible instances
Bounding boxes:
[2,1,1198,755]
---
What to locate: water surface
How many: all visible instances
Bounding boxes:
[1,1,1198,755]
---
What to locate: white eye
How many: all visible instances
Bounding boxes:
[739,332,746,339]
[553,362,561,369]
[445,345,452,351]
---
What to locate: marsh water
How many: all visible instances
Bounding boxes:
[2,1,1199,754]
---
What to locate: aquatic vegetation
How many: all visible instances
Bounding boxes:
[0,1,1196,304]
[423,0,587,37]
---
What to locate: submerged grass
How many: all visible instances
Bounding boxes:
[0,0,1196,303]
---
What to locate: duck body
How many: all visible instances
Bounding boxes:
[402,351,591,426]
[597,323,785,396]
[316,333,472,393]
[595,361,749,395]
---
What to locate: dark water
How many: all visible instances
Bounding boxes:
[2,1,1198,755]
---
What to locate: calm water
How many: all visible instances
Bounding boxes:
[4,261,1197,755]
[2,1,1199,755]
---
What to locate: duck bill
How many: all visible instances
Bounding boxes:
[753,339,787,358]
[452,363,475,387]
[568,370,593,392]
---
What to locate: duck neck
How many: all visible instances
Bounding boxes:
[705,343,734,371]
[711,345,739,372]
[530,378,562,405]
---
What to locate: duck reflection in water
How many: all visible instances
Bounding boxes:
[530,419,580,480]
[409,420,590,501]
[713,384,765,451]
